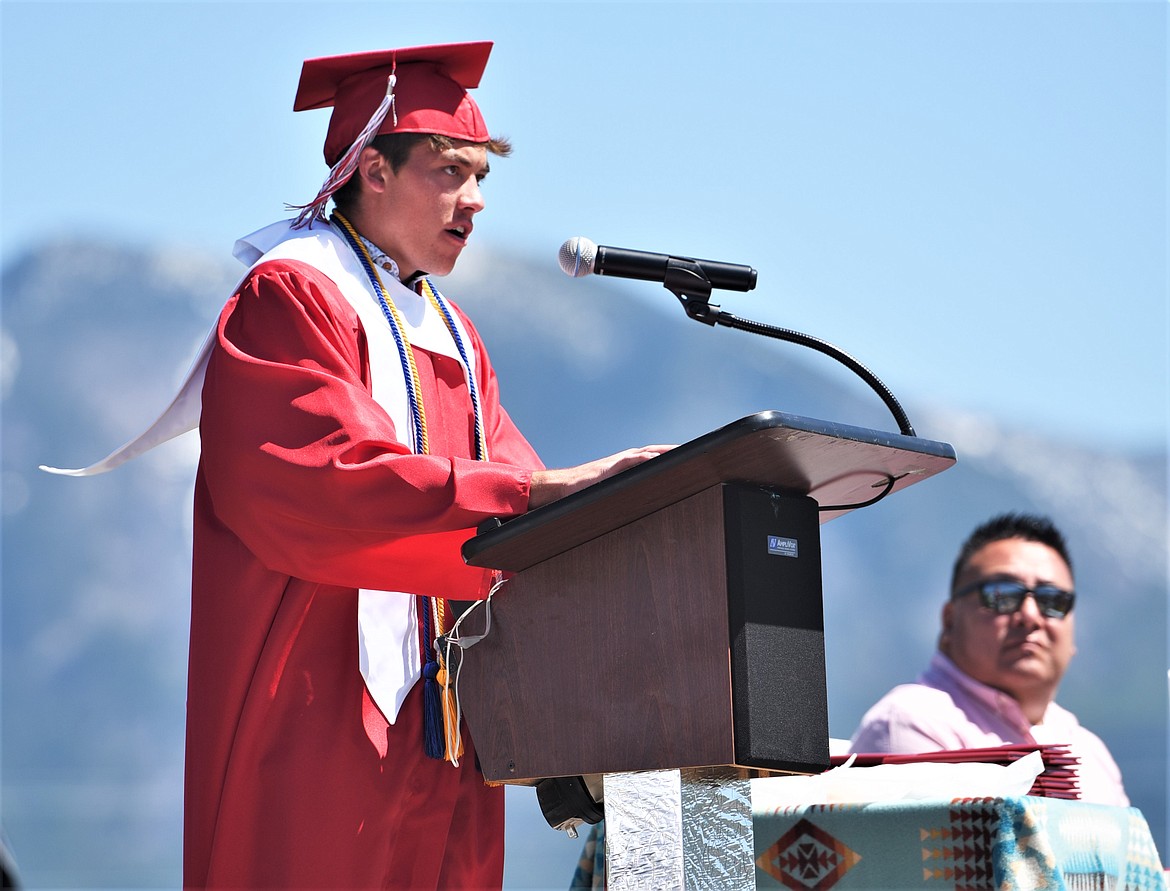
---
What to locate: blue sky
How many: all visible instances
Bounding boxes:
[2,0,1166,450]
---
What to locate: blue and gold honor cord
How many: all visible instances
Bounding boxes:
[333,211,486,762]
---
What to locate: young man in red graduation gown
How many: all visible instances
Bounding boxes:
[184,43,666,889]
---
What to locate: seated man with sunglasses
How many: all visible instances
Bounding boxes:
[849,512,1129,805]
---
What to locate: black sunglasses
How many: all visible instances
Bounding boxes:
[954,579,1076,619]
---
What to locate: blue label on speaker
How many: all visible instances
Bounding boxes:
[767,535,799,558]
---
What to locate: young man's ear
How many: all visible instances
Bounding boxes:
[355,146,392,194]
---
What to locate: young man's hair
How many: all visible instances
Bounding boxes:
[330,131,513,214]
[949,512,1074,594]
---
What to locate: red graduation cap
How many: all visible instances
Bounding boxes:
[289,41,494,226]
[296,42,493,166]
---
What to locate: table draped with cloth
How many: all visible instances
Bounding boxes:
[572,796,1167,890]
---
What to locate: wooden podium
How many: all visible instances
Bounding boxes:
[455,411,955,887]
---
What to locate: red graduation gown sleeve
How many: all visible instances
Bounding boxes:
[198,258,539,596]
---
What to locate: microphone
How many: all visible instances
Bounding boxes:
[558,237,757,292]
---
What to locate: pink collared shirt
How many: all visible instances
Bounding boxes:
[849,651,1129,806]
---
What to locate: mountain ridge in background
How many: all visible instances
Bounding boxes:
[2,238,1165,887]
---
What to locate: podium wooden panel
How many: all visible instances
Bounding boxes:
[456,412,955,784]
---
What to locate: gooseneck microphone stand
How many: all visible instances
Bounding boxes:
[662,259,917,439]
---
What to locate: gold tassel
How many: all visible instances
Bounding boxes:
[435,652,464,763]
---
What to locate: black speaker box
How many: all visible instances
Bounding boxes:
[722,485,829,773]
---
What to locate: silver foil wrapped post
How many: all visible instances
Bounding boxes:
[603,767,754,890]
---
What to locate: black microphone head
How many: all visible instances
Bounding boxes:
[558,237,597,277]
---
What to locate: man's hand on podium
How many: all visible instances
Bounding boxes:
[528,445,673,509]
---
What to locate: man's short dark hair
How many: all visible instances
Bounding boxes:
[330,131,513,215]
[949,512,1074,595]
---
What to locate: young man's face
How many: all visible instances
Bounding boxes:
[941,538,1077,707]
[359,139,489,278]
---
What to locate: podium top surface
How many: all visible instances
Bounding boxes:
[463,410,956,572]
